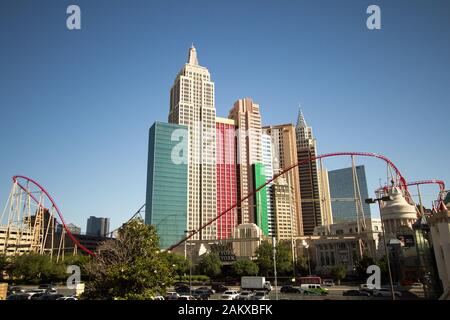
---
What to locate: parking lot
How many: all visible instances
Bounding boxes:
[167,284,424,300]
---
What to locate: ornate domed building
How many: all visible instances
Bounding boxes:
[379,187,418,240]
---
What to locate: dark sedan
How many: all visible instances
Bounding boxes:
[280,285,302,294]
[343,290,371,297]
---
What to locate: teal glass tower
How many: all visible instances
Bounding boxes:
[145,121,188,249]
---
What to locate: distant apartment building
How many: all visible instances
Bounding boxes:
[263,124,302,236]
[272,177,298,240]
[145,121,188,249]
[295,110,322,235]
[261,133,275,237]
[216,117,238,239]
[86,216,110,237]
[168,45,216,240]
[228,97,263,227]
[57,223,81,235]
[328,165,371,223]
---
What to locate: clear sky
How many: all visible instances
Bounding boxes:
[1,0,449,232]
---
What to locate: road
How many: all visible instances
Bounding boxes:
[15,284,424,300]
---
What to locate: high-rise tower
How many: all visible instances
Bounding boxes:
[216,117,237,239]
[296,109,322,235]
[168,46,216,240]
[228,98,263,226]
[263,124,303,236]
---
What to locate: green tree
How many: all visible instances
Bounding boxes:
[295,256,315,276]
[331,264,347,285]
[353,255,375,280]
[377,255,390,282]
[7,254,66,283]
[232,259,259,277]
[276,243,293,275]
[161,252,191,276]
[197,253,222,278]
[0,255,8,281]
[83,218,175,300]
[255,241,293,276]
[255,242,273,276]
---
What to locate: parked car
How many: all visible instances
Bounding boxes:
[30,293,47,300]
[360,283,378,290]
[6,293,31,300]
[322,279,335,287]
[165,291,180,300]
[236,291,253,300]
[220,290,239,300]
[211,283,229,293]
[178,295,196,300]
[280,285,302,294]
[39,293,64,300]
[174,284,191,294]
[56,296,78,301]
[373,288,402,297]
[196,287,215,294]
[251,291,269,300]
[7,286,25,295]
[26,289,46,296]
[192,289,210,300]
[343,290,371,297]
[38,284,56,292]
[152,296,164,300]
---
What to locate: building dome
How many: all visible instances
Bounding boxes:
[380,187,418,236]
[380,187,417,220]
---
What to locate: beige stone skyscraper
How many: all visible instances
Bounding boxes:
[228,98,263,225]
[262,124,303,236]
[272,177,297,240]
[318,168,333,227]
[296,109,322,235]
[168,46,216,240]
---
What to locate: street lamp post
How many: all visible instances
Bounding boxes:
[302,240,311,276]
[272,236,279,301]
[184,229,195,297]
[365,196,396,300]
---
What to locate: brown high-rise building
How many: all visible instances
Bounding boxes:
[262,124,303,236]
[296,109,322,235]
[228,98,263,225]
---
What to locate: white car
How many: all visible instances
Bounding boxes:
[220,290,240,300]
[165,291,180,300]
[178,295,196,300]
[236,291,253,300]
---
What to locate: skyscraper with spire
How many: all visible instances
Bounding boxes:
[296,109,322,235]
[168,45,217,240]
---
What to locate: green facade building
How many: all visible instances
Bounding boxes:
[253,163,269,236]
[145,122,188,249]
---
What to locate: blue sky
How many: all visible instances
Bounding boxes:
[1,0,449,232]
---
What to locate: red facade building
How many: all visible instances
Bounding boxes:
[216,118,237,239]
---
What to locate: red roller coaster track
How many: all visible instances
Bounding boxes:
[168,151,410,251]
[12,175,96,256]
[406,180,446,192]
